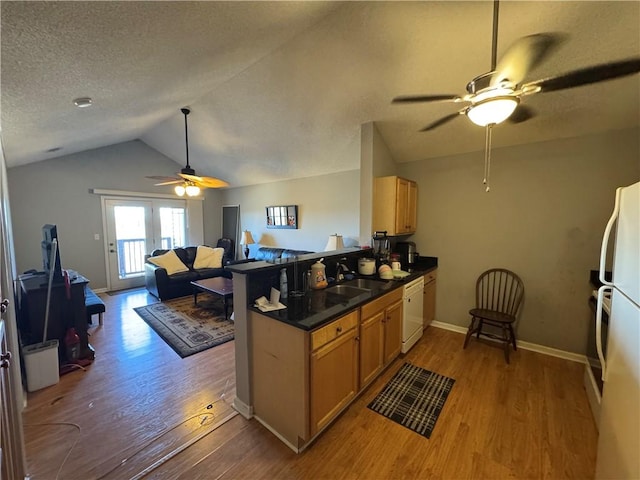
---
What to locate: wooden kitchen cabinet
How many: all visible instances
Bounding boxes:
[359,311,384,388]
[372,176,418,235]
[310,310,359,435]
[360,288,403,388]
[423,269,437,327]
[383,299,403,364]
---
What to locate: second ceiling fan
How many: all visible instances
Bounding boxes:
[147,107,229,196]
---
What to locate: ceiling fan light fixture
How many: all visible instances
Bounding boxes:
[467,96,519,126]
[174,184,186,196]
[185,184,200,197]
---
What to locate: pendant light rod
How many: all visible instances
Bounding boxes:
[181,107,191,169]
[491,0,499,71]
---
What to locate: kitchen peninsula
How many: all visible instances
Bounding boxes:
[226,248,437,452]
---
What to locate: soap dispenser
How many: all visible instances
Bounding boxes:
[310,258,328,290]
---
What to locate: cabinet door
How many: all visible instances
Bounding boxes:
[383,299,403,364]
[395,178,409,234]
[407,181,418,233]
[310,327,358,435]
[423,279,436,327]
[359,311,384,388]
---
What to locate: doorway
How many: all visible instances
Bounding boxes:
[104,198,187,291]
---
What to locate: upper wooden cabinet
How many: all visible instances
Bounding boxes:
[373,176,418,235]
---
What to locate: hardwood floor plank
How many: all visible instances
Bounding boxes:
[22,291,597,479]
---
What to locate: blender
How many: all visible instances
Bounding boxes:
[372,231,390,265]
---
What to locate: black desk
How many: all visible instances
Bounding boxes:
[18,271,95,362]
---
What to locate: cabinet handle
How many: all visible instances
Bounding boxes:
[1,359,9,369]
[336,326,343,334]
[0,352,11,362]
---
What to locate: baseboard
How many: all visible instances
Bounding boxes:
[232,397,253,419]
[430,320,587,364]
[93,287,108,294]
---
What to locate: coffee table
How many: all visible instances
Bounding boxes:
[190,277,234,319]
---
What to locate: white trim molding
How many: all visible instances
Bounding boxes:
[91,188,204,200]
[430,320,587,364]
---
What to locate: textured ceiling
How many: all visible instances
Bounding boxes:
[1,1,639,188]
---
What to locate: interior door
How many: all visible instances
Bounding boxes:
[0,138,26,479]
[105,199,153,291]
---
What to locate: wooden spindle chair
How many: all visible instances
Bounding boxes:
[463,268,524,363]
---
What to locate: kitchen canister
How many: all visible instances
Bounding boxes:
[358,258,376,275]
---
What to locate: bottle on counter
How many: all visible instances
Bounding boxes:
[280,268,288,299]
[310,259,328,289]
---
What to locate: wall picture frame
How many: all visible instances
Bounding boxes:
[266,205,298,229]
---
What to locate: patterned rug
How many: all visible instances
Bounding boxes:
[368,362,455,439]
[134,296,234,358]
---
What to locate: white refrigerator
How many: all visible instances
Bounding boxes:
[594,181,639,479]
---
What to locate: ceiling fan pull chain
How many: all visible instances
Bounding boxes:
[483,125,492,192]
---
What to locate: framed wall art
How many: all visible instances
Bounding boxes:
[266,205,298,229]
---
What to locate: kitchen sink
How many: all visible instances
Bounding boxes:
[344,278,387,290]
[325,284,371,298]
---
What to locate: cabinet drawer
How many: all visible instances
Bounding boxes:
[424,269,437,284]
[311,310,358,351]
[361,288,402,320]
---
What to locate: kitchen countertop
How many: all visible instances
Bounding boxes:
[250,260,437,331]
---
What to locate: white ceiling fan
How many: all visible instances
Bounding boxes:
[392,0,640,191]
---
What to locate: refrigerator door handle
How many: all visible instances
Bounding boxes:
[599,187,622,286]
[595,285,612,381]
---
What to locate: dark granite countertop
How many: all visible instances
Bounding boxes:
[249,259,437,331]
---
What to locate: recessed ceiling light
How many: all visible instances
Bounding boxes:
[73,97,93,108]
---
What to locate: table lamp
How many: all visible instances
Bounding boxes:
[324,233,344,251]
[240,230,255,259]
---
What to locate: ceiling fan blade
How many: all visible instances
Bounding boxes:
[392,94,462,104]
[180,173,230,188]
[154,179,183,186]
[507,104,535,124]
[420,112,463,132]
[523,58,640,93]
[492,33,561,86]
[146,175,183,186]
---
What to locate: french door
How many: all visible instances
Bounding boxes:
[104,198,187,291]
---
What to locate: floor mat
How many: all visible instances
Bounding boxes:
[134,296,234,358]
[368,362,455,438]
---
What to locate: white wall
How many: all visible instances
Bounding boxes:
[221,170,360,255]
[7,140,223,289]
[398,127,640,354]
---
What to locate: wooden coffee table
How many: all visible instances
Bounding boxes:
[190,277,234,319]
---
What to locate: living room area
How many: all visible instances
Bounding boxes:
[3,1,639,477]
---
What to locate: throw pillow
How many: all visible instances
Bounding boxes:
[193,245,225,269]
[148,250,189,275]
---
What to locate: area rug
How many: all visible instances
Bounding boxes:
[368,362,455,439]
[134,296,234,358]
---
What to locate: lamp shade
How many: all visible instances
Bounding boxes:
[241,230,255,245]
[325,234,344,251]
[467,96,519,127]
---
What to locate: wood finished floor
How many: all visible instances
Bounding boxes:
[22,288,598,479]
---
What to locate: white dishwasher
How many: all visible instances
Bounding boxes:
[402,276,424,353]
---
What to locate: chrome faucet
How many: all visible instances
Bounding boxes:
[335,258,349,282]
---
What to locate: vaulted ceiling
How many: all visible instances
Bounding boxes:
[2,1,639,188]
